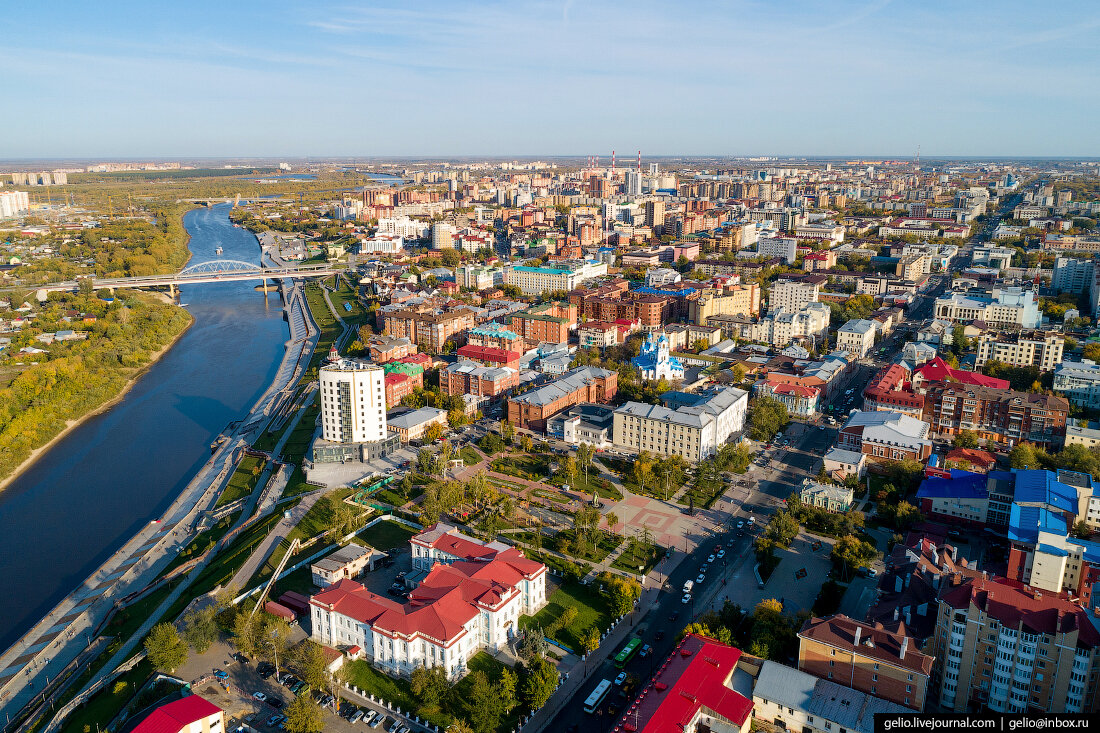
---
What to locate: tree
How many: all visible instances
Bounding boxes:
[517,627,548,662]
[520,656,559,709]
[763,510,800,548]
[468,670,509,733]
[231,609,261,658]
[144,622,188,672]
[604,574,641,616]
[182,606,218,654]
[411,665,451,711]
[284,694,325,733]
[953,430,978,449]
[1072,520,1092,539]
[292,639,328,689]
[1009,442,1041,470]
[606,511,619,535]
[261,616,293,668]
[581,625,601,655]
[832,534,877,576]
[951,325,968,354]
[748,396,789,442]
[424,422,445,443]
[448,408,469,429]
[730,364,746,383]
[448,721,476,733]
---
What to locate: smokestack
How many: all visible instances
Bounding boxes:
[612,149,616,172]
[900,636,909,660]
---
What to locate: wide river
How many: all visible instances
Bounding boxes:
[0,204,289,653]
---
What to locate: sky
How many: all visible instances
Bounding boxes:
[3,0,1099,158]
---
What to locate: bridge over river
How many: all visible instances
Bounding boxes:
[0,260,344,296]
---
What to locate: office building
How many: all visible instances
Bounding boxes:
[612,387,747,462]
[837,410,933,462]
[1054,360,1100,409]
[932,287,1041,330]
[504,260,607,295]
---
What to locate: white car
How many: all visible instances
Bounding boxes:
[706,554,715,563]
[695,573,705,584]
[716,549,726,559]
[252,692,267,702]
[681,593,692,604]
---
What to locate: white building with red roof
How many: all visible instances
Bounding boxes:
[129,695,224,733]
[310,525,546,679]
[613,633,754,733]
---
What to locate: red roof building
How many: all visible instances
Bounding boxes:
[911,357,1009,390]
[130,696,223,733]
[863,364,925,416]
[310,525,546,680]
[456,344,522,370]
[944,447,998,472]
[614,634,753,733]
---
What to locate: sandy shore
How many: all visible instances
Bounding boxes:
[0,312,194,493]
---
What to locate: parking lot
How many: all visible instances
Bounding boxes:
[356,545,415,599]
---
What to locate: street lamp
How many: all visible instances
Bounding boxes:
[266,640,280,680]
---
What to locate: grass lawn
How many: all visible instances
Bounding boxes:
[375,483,424,507]
[459,446,483,466]
[57,659,153,733]
[521,581,613,651]
[677,474,725,509]
[758,551,781,582]
[162,511,241,574]
[812,579,845,616]
[271,563,319,598]
[353,520,418,551]
[529,487,571,505]
[491,454,552,481]
[556,529,621,563]
[288,488,358,543]
[344,659,439,727]
[547,470,622,501]
[610,539,665,576]
[216,454,266,507]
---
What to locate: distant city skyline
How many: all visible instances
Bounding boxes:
[4,0,1099,158]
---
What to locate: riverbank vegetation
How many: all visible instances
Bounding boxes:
[0,289,192,486]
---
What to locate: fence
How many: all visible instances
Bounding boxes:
[40,652,148,733]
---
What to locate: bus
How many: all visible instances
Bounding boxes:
[583,679,613,714]
[614,638,642,668]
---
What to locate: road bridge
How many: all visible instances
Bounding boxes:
[0,260,345,296]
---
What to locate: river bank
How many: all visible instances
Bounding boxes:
[0,310,194,493]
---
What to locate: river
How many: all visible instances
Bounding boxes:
[0,204,289,653]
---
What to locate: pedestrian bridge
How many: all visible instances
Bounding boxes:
[3,260,343,295]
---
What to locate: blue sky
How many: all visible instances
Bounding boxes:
[3,1,1098,158]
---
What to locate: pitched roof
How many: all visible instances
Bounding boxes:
[130,696,222,733]
[799,615,933,676]
[913,357,1009,389]
[625,634,753,733]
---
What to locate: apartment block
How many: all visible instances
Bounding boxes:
[507,366,617,431]
[921,382,1069,448]
[798,614,933,710]
[930,576,1100,713]
[612,387,747,462]
[688,283,761,323]
[974,331,1064,370]
[383,305,476,352]
[769,275,825,314]
[509,301,576,347]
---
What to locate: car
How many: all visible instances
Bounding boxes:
[232,652,250,664]
[362,711,379,726]
[699,563,708,573]
[252,692,267,702]
[735,519,745,530]
[716,549,725,559]
[681,593,692,604]
[350,710,365,723]
[706,554,715,563]
[290,680,307,694]
[615,671,628,686]
[266,715,287,727]
[696,573,706,584]
[213,669,228,680]
[268,697,285,710]
[640,644,652,657]
[381,717,397,732]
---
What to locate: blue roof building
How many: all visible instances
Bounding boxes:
[632,333,685,382]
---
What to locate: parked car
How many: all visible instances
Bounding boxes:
[268,697,285,710]
[640,644,652,657]
[252,692,267,702]
[681,593,692,604]
[213,669,228,680]
[696,573,705,584]
[349,709,365,723]
[266,715,287,727]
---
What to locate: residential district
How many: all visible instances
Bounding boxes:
[6,157,1100,733]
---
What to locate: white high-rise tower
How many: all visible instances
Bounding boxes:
[319,356,387,444]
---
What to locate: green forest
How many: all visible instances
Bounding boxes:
[0,290,192,484]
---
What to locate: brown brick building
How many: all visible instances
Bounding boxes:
[507,366,617,431]
[382,306,476,352]
[509,301,576,348]
[799,614,933,711]
[920,383,1069,448]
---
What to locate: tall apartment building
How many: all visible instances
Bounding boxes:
[644,200,665,229]
[0,190,30,219]
[431,222,455,249]
[768,275,825,314]
[974,331,1064,370]
[612,387,747,462]
[318,358,387,444]
[798,614,933,710]
[751,302,831,347]
[1054,360,1100,408]
[930,576,1100,714]
[688,284,761,323]
[1052,256,1095,295]
[757,235,798,264]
